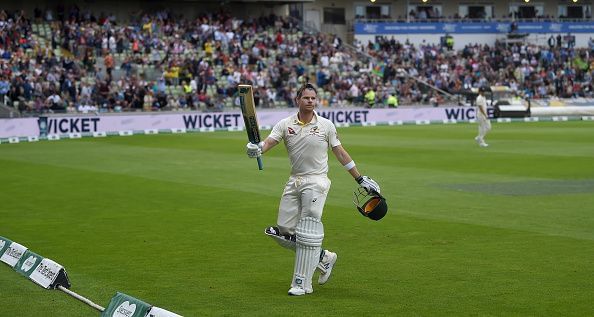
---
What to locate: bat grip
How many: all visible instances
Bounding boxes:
[257,157,263,170]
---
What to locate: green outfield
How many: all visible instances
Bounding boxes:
[1,121,594,316]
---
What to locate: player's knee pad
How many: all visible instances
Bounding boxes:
[296,217,324,248]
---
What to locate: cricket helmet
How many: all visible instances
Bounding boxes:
[353,187,388,221]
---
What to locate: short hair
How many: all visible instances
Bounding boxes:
[296,83,317,98]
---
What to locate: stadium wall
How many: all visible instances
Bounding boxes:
[3,107,593,139]
[1,107,495,138]
[353,20,594,48]
[0,106,594,138]
[355,33,593,50]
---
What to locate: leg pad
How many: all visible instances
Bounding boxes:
[291,217,324,292]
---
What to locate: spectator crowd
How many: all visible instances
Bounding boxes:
[0,6,593,116]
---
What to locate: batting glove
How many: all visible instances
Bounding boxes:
[356,175,381,194]
[246,141,263,158]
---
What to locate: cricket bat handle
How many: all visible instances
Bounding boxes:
[257,157,263,170]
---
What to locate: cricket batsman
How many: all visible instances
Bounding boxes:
[246,83,381,296]
[475,86,491,147]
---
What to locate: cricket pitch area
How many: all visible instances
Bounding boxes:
[1,121,593,316]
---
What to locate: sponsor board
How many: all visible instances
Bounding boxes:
[182,113,242,129]
[29,258,71,289]
[1,242,27,268]
[101,292,151,317]
[15,250,44,277]
[552,116,568,122]
[355,21,594,35]
[0,236,13,260]
[147,306,184,317]
[317,110,370,124]
[0,107,588,139]
[44,117,101,135]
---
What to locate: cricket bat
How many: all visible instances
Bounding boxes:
[238,84,263,170]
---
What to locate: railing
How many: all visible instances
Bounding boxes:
[354,17,593,23]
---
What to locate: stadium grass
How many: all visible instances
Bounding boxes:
[1,121,593,316]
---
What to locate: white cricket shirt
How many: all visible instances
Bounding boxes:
[476,94,488,120]
[268,111,341,176]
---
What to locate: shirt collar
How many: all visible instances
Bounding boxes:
[292,111,318,126]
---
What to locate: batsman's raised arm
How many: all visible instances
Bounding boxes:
[261,137,279,154]
[245,137,279,158]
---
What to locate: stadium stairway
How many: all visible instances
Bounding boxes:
[31,22,68,61]
[0,103,19,118]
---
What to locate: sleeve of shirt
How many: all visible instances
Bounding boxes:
[328,121,341,148]
[268,120,284,142]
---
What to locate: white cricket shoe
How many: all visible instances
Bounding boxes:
[480,142,489,147]
[288,285,313,296]
[317,250,338,285]
[474,136,481,145]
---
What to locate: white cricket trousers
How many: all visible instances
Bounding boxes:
[277,174,331,236]
[477,116,491,140]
